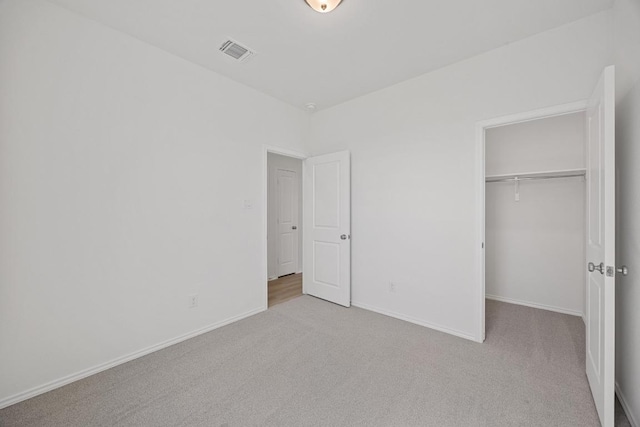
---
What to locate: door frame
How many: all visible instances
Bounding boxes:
[474,100,588,343]
[262,145,308,310]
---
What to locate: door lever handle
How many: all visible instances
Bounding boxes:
[588,262,604,274]
[292,226,297,230]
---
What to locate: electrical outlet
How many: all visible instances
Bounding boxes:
[389,282,397,293]
[188,294,198,309]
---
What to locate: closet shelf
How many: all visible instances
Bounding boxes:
[485,168,586,183]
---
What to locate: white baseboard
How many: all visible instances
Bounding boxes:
[0,306,266,410]
[485,294,583,317]
[351,301,478,343]
[617,382,638,427]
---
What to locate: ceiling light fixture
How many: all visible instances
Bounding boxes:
[304,0,343,13]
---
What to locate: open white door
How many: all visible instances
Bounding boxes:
[303,151,351,307]
[585,65,615,427]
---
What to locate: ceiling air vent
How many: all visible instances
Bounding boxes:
[219,39,255,62]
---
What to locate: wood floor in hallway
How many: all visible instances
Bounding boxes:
[268,273,302,307]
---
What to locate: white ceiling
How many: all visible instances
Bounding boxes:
[47,0,613,111]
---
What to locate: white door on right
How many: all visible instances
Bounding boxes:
[585,65,616,427]
[303,151,351,307]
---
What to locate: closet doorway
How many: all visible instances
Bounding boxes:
[475,65,619,427]
[475,101,591,341]
[484,110,587,318]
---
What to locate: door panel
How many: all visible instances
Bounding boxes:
[277,169,298,276]
[313,162,341,228]
[313,241,340,286]
[587,277,601,376]
[585,65,615,427]
[279,232,293,264]
[587,103,603,247]
[304,151,350,307]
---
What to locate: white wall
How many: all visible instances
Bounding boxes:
[613,0,640,425]
[485,113,586,175]
[308,11,612,340]
[267,153,303,279]
[0,0,308,406]
[485,113,586,316]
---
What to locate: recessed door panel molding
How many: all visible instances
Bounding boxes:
[279,173,294,223]
[587,277,602,377]
[584,65,615,427]
[304,151,351,307]
[279,232,294,264]
[313,241,340,287]
[313,162,341,229]
[587,107,604,247]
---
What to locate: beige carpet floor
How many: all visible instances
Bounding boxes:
[0,297,631,426]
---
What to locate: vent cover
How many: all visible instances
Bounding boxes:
[219,39,255,61]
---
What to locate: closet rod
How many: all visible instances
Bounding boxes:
[485,172,585,183]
